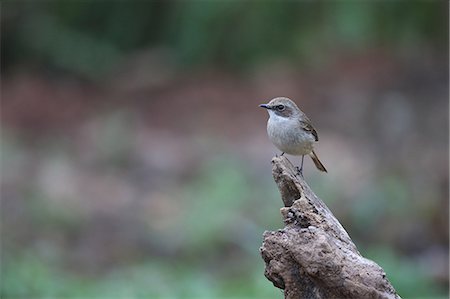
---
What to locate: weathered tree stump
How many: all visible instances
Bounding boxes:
[260,156,401,299]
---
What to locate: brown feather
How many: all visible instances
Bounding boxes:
[299,121,319,141]
[310,150,327,172]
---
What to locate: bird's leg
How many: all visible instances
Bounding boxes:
[280,152,285,156]
[296,155,305,176]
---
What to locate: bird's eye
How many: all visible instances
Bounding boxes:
[277,105,285,111]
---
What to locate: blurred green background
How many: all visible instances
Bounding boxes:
[1,1,448,298]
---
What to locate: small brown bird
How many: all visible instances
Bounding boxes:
[259,97,327,174]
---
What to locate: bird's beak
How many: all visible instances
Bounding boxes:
[259,104,271,109]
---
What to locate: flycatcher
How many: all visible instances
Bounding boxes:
[260,97,327,174]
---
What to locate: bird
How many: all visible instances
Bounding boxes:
[259,97,327,174]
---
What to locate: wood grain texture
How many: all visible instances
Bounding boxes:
[260,156,401,299]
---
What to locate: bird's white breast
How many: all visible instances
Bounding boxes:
[266,114,315,155]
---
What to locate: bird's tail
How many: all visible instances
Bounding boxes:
[310,150,327,173]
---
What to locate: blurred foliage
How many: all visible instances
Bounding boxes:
[2,1,447,78]
[3,252,279,298]
[5,246,446,299]
[1,149,447,298]
[2,252,279,298]
[1,148,281,298]
[365,246,448,299]
[1,2,448,298]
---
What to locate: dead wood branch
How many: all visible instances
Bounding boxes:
[260,156,401,299]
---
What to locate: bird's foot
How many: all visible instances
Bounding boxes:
[296,166,303,177]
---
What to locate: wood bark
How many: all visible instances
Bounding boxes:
[260,156,401,299]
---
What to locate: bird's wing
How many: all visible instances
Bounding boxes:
[299,120,319,141]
